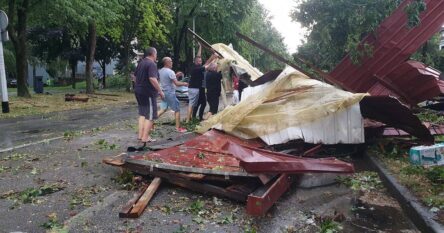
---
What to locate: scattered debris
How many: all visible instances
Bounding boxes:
[1,182,66,207]
[65,94,89,102]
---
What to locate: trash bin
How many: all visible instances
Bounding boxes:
[34,76,44,94]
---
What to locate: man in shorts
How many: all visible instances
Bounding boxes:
[134,47,164,147]
[157,57,188,133]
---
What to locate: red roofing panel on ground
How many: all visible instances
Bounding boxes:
[126,130,355,175]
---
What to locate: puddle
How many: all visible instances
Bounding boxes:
[343,199,418,232]
[21,129,47,134]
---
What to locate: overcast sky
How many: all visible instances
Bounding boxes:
[258,0,308,54]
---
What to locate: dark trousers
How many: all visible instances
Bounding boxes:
[193,87,206,120]
[207,91,220,114]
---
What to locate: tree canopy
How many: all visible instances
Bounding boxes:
[291,0,443,72]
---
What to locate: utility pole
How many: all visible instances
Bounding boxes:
[0,10,9,113]
[192,16,196,59]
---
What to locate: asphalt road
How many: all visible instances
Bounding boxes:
[0,102,420,232]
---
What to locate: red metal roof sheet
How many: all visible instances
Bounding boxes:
[330,0,444,105]
[126,130,355,175]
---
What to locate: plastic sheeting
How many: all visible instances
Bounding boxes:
[197,67,368,145]
[212,43,263,82]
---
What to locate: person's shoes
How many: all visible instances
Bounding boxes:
[127,141,147,152]
[176,127,187,133]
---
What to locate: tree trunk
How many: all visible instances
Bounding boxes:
[101,62,106,88]
[8,0,31,97]
[172,3,199,69]
[85,21,97,94]
[70,60,76,89]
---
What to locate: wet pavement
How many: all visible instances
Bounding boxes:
[0,103,420,232]
[0,103,138,149]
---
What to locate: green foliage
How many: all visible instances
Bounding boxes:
[337,171,383,191]
[416,110,444,124]
[188,199,205,215]
[112,170,137,190]
[107,75,129,89]
[236,0,288,71]
[1,183,65,205]
[425,166,444,185]
[40,213,64,230]
[319,219,342,233]
[405,0,427,28]
[291,0,431,71]
[182,118,201,132]
[95,139,118,150]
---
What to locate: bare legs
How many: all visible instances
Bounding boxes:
[138,115,154,142]
[186,105,193,123]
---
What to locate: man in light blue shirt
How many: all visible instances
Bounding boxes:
[158,57,188,133]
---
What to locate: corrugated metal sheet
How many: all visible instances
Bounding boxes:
[330,0,444,105]
[367,61,444,103]
[125,130,355,175]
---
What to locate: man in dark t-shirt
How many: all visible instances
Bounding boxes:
[205,63,222,118]
[186,43,218,122]
[134,47,164,147]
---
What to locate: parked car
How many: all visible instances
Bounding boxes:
[7,79,17,88]
[176,85,189,102]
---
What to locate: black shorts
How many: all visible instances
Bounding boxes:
[135,92,158,120]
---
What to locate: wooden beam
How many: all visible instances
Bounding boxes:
[119,185,148,218]
[186,28,224,58]
[127,177,162,218]
[235,32,344,87]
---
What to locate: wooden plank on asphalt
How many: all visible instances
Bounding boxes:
[119,185,148,218]
[127,177,162,218]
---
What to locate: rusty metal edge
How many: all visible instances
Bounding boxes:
[246,174,293,216]
[365,154,444,233]
[124,158,256,177]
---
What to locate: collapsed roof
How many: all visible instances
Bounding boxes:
[329,0,444,105]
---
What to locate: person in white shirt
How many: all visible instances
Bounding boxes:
[158,57,188,133]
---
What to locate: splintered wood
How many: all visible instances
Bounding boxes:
[119,177,162,218]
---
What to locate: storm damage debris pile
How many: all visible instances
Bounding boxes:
[104,130,355,217]
[198,66,368,145]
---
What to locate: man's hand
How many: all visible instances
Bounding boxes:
[159,90,165,100]
[175,71,184,78]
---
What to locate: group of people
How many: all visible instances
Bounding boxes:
[132,44,222,149]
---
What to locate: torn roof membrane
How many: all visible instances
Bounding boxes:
[329,0,444,105]
[212,43,263,82]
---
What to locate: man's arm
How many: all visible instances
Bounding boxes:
[149,77,164,99]
[197,42,202,58]
[204,53,219,68]
[173,79,188,87]
[173,71,188,86]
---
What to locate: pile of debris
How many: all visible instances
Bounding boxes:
[103,0,444,219]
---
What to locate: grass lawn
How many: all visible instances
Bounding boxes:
[1,83,135,119]
[368,139,444,224]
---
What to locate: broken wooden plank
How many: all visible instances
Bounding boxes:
[102,153,126,166]
[119,185,148,218]
[246,174,293,216]
[127,177,162,218]
[124,163,250,202]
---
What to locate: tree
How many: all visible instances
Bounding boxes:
[95,35,119,88]
[113,0,171,91]
[46,0,122,93]
[3,0,43,97]
[291,0,401,71]
[291,0,438,72]
[167,0,254,71]
[237,1,288,72]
